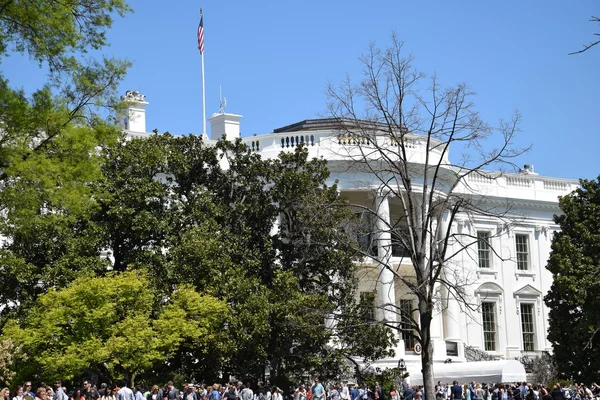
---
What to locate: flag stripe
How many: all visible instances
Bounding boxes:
[197,15,204,54]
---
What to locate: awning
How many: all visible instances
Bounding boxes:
[409,360,526,385]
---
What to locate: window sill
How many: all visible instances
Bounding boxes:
[477,269,498,279]
[515,271,536,281]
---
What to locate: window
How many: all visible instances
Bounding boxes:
[400,300,416,351]
[481,302,497,351]
[355,212,378,257]
[515,234,529,270]
[477,231,492,268]
[359,292,376,321]
[520,303,535,351]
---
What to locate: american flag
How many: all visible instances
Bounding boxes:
[197,11,204,54]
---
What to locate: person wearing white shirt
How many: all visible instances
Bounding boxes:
[117,382,135,400]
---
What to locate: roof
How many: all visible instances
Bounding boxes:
[273,117,396,133]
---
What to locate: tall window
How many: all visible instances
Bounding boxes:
[359,292,375,321]
[520,303,535,351]
[481,302,497,351]
[515,234,530,270]
[477,231,492,268]
[356,212,378,257]
[400,300,416,351]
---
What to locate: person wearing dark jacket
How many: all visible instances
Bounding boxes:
[551,386,565,400]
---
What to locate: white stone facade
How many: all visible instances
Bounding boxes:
[121,95,579,372]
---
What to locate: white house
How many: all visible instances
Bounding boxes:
[122,93,578,376]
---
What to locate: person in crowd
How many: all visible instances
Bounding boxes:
[12,386,24,400]
[2,388,11,400]
[348,386,357,400]
[450,381,462,400]
[208,385,219,400]
[182,386,197,400]
[45,389,53,400]
[298,386,307,400]
[551,386,565,400]
[71,390,83,400]
[311,380,324,400]
[117,381,135,400]
[24,383,35,399]
[476,385,484,400]
[54,381,68,400]
[436,386,444,400]
[82,381,99,400]
[339,384,349,400]
[239,385,253,400]
[148,387,161,400]
[223,387,236,400]
[98,386,108,399]
[328,386,340,400]
[469,383,477,400]
[403,386,413,400]
[102,388,116,400]
[35,389,47,400]
[271,389,282,400]
[134,387,144,400]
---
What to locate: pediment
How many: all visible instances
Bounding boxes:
[514,284,542,297]
[475,282,503,294]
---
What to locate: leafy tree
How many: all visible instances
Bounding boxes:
[545,176,600,382]
[0,0,131,317]
[3,271,227,386]
[93,134,395,383]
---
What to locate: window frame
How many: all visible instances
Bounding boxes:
[481,301,498,351]
[399,299,417,352]
[477,230,493,269]
[519,302,536,352]
[515,233,530,271]
[359,291,376,322]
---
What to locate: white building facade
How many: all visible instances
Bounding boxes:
[122,94,578,373]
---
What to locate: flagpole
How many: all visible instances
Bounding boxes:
[202,51,206,135]
[200,8,207,135]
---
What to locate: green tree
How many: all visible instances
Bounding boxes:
[0,0,132,317]
[4,271,227,386]
[545,176,600,382]
[94,134,396,383]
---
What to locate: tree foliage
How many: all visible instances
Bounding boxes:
[545,176,600,382]
[1,131,395,384]
[94,135,396,384]
[4,271,227,386]
[0,0,131,319]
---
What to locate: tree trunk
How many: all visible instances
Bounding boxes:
[419,307,435,400]
[130,371,136,389]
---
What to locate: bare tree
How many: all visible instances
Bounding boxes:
[569,16,600,55]
[326,34,528,398]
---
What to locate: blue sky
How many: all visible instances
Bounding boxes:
[4,0,599,180]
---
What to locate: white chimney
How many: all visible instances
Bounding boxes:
[208,112,242,141]
[120,90,149,133]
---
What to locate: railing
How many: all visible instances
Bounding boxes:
[467,173,494,185]
[464,344,499,361]
[337,135,371,145]
[543,180,570,191]
[506,176,533,188]
[280,135,315,148]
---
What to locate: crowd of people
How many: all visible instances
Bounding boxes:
[2,379,600,400]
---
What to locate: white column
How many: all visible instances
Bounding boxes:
[375,192,397,324]
[440,211,461,342]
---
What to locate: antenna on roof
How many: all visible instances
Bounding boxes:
[217,84,227,114]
